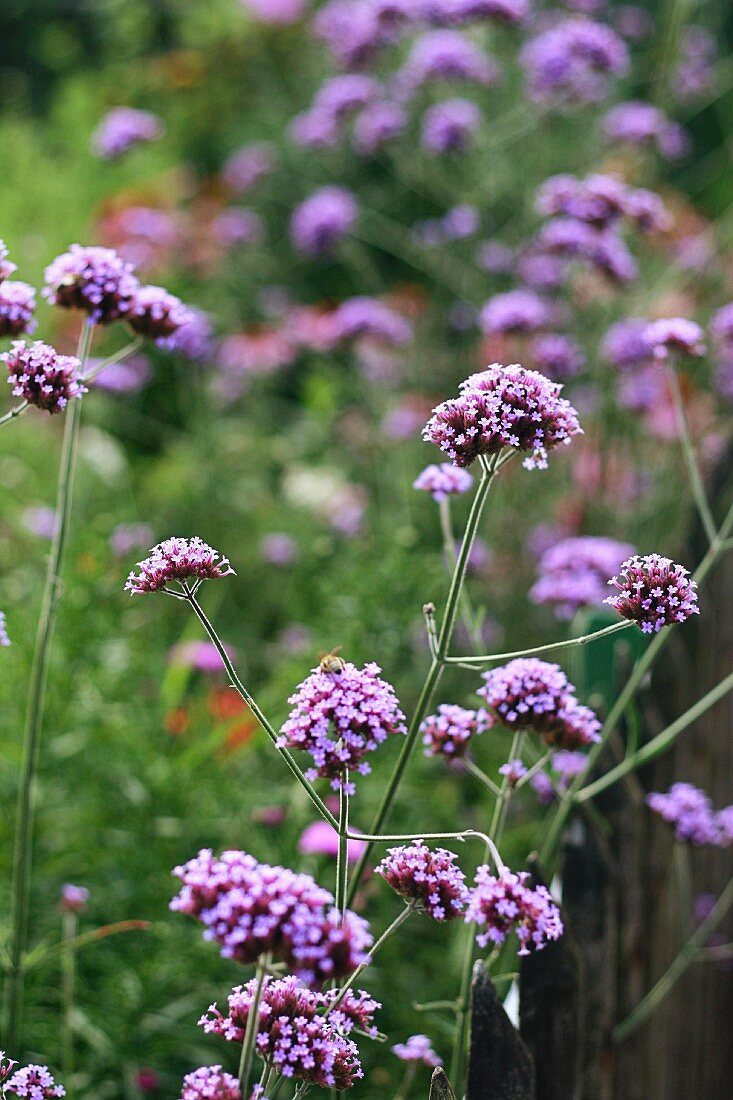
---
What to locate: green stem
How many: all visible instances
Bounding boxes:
[326,905,416,1016]
[238,955,269,1093]
[463,758,502,798]
[185,591,338,829]
[4,322,93,1053]
[576,668,733,804]
[347,463,496,904]
[614,874,733,1042]
[82,336,144,385]
[446,620,633,667]
[0,400,29,428]
[60,911,77,1080]
[335,777,349,917]
[667,363,717,545]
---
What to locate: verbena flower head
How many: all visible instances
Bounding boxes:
[0,611,10,647]
[353,100,407,154]
[520,18,629,103]
[536,218,638,283]
[479,658,600,749]
[529,334,584,380]
[499,759,527,785]
[43,244,139,325]
[0,281,37,337]
[331,297,411,345]
[601,317,654,370]
[421,703,492,757]
[602,101,689,159]
[180,1066,241,1100]
[166,308,215,361]
[605,554,699,633]
[3,1065,66,1099]
[200,976,363,1090]
[536,173,669,233]
[222,142,275,192]
[467,867,563,954]
[0,240,17,282]
[171,849,371,984]
[278,660,406,790]
[125,537,234,594]
[479,289,552,335]
[291,187,358,256]
[647,784,721,846]
[376,841,468,920]
[128,285,191,343]
[645,318,706,360]
[392,1034,442,1067]
[421,98,480,154]
[321,988,381,1037]
[92,107,164,159]
[423,363,582,470]
[400,30,500,88]
[530,535,636,619]
[59,884,89,912]
[413,463,473,502]
[3,340,86,414]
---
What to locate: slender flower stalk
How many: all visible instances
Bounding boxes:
[326,904,418,1017]
[666,363,717,546]
[238,954,269,1093]
[335,776,350,918]
[60,910,78,1078]
[185,589,338,828]
[82,336,144,384]
[4,322,93,1053]
[446,619,633,667]
[348,456,498,903]
[614,874,733,1041]
[0,400,29,428]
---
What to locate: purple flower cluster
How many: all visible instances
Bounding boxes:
[536,217,637,283]
[353,100,407,154]
[278,660,406,789]
[179,1066,241,1100]
[222,143,275,192]
[499,759,527,785]
[644,318,706,361]
[421,98,480,154]
[400,31,500,89]
[92,106,164,159]
[0,240,16,282]
[59,884,89,913]
[331,297,412,345]
[479,289,552,335]
[647,783,733,847]
[413,462,473,502]
[171,849,372,985]
[291,187,358,256]
[3,340,86,415]
[413,205,479,247]
[3,1065,66,1099]
[167,308,215,361]
[128,285,191,343]
[423,363,582,471]
[0,611,9,648]
[479,658,601,749]
[43,244,139,325]
[421,703,492,757]
[376,841,468,920]
[466,866,563,954]
[520,18,629,104]
[601,317,655,370]
[392,1034,442,1067]
[125,536,234,594]
[530,535,636,619]
[604,554,699,633]
[536,173,670,234]
[528,334,585,380]
[602,101,689,160]
[0,278,36,338]
[200,976,364,1089]
[672,25,716,102]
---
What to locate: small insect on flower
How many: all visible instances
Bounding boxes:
[319,646,346,674]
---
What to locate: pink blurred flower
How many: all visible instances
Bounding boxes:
[298,821,367,862]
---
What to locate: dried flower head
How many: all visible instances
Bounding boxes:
[466,867,563,954]
[200,976,363,1090]
[3,340,86,414]
[278,661,406,790]
[605,554,699,633]
[376,841,468,921]
[44,244,139,325]
[421,704,493,758]
[180,1066,241,1100]
[0,281,37,337]
[423,364,582,470]
[125,537,234,594]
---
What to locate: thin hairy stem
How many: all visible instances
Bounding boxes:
[185,590,338,829]
[239,955,269,1092]
[60,911,77,1079]
[4,322,93,1052]
[82,336,144,385]
[614,875,733,1041]
[667,363,717,545]
[335,777,350,918]
[326,904,417,1016]
[347,462,497,904]
[0,400,29,428]
[463,758,502,797]
[446,619,633,667]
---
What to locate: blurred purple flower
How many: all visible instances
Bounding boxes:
[291,187,358,256]
[222,143,275,192]
[392,1034,442,1067]
[92,107,164,159]
[298,820,367,862]
[421,98,480,154]
[260,532,300,566]
[0,281,37,338]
